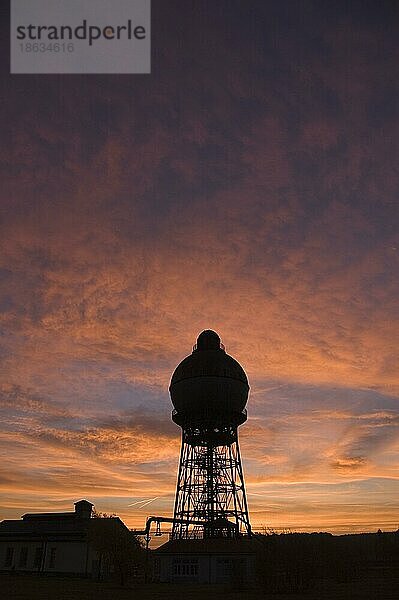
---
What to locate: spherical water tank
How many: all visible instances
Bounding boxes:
[170,330,249,427]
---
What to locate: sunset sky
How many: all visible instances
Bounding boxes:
[1,1,398,538]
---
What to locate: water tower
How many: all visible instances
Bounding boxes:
[170,330,251,539]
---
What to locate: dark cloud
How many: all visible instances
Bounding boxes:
[331,457,367,471]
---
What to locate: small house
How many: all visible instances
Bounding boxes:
[154,537,258,584]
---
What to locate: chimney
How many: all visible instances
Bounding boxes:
[74,499,94,519]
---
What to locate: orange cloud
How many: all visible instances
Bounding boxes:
[1,1,398,535]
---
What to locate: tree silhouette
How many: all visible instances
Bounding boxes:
[89,515,144,585]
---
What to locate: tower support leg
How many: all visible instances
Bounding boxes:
[172,426,251,539]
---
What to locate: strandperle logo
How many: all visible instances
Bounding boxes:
[11,0,151,74]
[16,20,147,47]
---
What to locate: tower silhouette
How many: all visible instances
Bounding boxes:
[170,330,251,539]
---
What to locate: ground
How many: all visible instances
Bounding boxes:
[1,571,399,600]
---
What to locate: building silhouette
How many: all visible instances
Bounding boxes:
[155,330,256,583]
[0,500,133,578]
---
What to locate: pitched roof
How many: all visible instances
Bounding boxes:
[156,537,258,555]
[0,517,90,540]
[0,515,128,541]
[22,512,76,520]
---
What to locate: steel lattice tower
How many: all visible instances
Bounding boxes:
[169,331,251,539]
